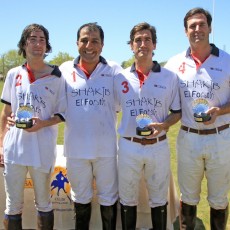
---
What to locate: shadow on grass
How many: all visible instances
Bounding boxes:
[173,216,206,230]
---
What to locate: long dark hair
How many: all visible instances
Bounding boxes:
[18,23,52,58]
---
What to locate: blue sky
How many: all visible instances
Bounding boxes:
[0,0,229,65]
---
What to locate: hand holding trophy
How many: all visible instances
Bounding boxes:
[15,105,33,129]
[192,99,211,122]
[136,114,153,136]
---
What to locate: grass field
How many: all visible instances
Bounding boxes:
[0,80,229,229]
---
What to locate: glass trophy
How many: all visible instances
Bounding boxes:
[136,114,153,136]
[192,99,211,122]
[15,105,33,129]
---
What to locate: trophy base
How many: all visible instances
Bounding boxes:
[16,120,33,129]
[136,127,153,136]
[194,113,211,122]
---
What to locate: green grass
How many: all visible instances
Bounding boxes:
[57,122,65,144]
[167,120,230,230]
[0,80,229,229]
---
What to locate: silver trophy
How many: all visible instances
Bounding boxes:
[136,114,153,136]
[15,105,33,129]
[192,99,211,122]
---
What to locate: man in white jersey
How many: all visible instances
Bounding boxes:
[0,24,66,229]
[165,7,230,229]
[59,23,122,230]
[114,22,181,229]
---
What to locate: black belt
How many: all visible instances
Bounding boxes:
[123,134,167,145]
[181,124,230,135]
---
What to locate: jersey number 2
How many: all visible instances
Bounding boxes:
[15,74,22,86]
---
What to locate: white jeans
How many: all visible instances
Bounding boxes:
[66,157,118,206]
[118,137,170,208]
[177,128,230,209]
[3,163,52,215]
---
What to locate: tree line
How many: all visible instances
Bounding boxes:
[0,50,74,81]
[0,50,166,81]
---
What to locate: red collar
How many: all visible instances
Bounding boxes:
[26,64,50,83]
[136,69,149,88]
[77,64,91,78]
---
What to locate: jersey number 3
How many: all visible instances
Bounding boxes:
[122,81,129,93]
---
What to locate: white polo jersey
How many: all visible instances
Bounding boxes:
[165,44,230,129]
[1,64,66,173]
[114,61,180,137]
[60,56,122,159]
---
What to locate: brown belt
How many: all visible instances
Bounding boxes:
[181,124,230,135]
[123,134,167,146]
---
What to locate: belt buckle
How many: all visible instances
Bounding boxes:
[140,138,147,145]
